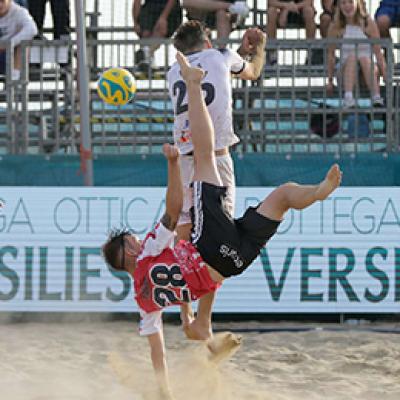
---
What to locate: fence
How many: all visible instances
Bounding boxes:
[0,41,19,153]
[1,37,399,155]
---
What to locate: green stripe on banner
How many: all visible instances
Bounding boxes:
[0,153,399,186]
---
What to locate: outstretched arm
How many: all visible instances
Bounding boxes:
[161,144,183,231]
[147,331,175,399]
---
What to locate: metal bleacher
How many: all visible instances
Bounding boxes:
[1,0,400,155]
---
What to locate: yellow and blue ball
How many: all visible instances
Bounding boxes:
[97,67,136,106]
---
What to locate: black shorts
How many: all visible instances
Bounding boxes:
[139,0,182,38]
[190,181,281,278]
[286,8,317,26]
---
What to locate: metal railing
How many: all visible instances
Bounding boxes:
[1,37,399,155]
[0,41,18,153]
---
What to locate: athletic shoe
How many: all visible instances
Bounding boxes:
[343,97,355,108]
[372,96,384,107]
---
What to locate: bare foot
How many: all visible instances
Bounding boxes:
[315,164,342,200]
[176,51,205,84]
[207,332,242,363]
[183,318,212,341]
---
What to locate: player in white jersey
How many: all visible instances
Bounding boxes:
[166,20,266,341]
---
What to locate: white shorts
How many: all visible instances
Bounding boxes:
[178,153,235,226]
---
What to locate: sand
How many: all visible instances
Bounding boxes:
[0,319,399,400]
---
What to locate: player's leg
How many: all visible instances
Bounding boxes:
[183,292,215,340]
[177,212,215,341]
[256,164,342,221]
[176,52,223,341]
[180,301,194,329]
[183,156,236,340]
[176,52,222,186]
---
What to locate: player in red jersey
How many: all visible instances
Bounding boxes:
[102,52,342,399]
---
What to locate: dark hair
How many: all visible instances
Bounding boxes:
[173,20,208,54]
[102,229,130,271]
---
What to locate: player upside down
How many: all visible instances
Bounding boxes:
[102,52,342,399]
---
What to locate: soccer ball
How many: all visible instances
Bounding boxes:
[97,67,136,106]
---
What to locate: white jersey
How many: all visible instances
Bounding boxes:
[167,48,246,154]
[0,2,37,47]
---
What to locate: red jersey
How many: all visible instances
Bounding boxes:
[133,223,220,336]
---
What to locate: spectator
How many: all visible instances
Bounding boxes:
[375,0,400,41]
[132,0,182,69]
[0,0,37,80]
[28,0,70,40]
[182,0,250,44]
[266,0,317,64]
[327,0,387,108]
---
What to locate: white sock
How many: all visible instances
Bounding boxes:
[12,69,20,81]
[372,93,381,101]
[344,91,353,100]
[143,46,151,61]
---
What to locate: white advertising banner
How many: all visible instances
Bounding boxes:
[0,187,399,313]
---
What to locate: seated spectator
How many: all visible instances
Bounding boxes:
[266,0,317,64]
[28,0,70,40]
[320,0,337,38]
[132,0,182,69]
[375,0,400,41]
[0,0,37,80]
[327,0,387,108]
[182,0,250,45]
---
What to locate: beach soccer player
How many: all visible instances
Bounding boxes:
[102,52,342,399]
[167,21,266,338]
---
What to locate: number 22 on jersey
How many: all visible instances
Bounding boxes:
[173,80,215,115]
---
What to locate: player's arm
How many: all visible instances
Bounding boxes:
[237,32,266,81]
[147,331,175,400]
[161,143,183,231]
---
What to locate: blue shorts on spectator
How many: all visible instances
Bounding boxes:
[346,113,370,138]
[375,1,400,26]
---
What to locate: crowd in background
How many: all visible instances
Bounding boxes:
[132,0,398,108]
[0,0,399,106]
[0,0,70,79]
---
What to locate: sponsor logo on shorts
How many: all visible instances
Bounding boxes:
[219,244,244,269]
